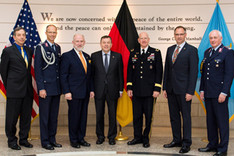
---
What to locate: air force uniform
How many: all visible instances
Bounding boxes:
[200,44,234,153]
[34,40,61,147]
[127,46,163,143]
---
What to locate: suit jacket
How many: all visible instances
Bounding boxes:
[127,46,163,97]
[91,51,123,99]
[199,44,234,98]
[163,42,198,95]
[0,44,33,98]
[60,49,93,99]
[34,40,61,96]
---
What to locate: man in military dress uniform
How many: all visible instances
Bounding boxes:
[34,24,62,150]
[198,30,234,156]
[127,32,163,148]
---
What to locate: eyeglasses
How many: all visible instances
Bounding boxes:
[175,33,185,36]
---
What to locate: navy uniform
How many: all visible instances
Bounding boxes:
[127,46,163,143]
[200,44,234,153]
[34,40,61,147]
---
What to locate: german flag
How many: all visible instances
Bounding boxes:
[109,0,139,127]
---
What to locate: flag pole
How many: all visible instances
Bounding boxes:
[115,124,128,141]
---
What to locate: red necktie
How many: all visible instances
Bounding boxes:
[172,46,180,63]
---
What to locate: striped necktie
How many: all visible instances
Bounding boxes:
[172,46,180,63]
[79,51,87,73]
[21,47,28,68]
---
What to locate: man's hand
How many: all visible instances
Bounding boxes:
[163,90,167,99]
[153,91,160,98]
[90,91,95,98]
[200,92,204,101]
[39,89,47,99]
[120,92,123,97]
[218,93,226,103]
[185,93,193,101]
[65,93,72,100]
[127,90,133,97]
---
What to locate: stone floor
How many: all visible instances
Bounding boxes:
[0,126,233,156]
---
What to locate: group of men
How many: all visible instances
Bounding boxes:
[0,24,233,156]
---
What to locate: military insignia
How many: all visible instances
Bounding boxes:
[136,52,139,55]
[132,57,138,62]
[147,53,155,61]
[131,49,134,52]
[133,65,135,69]
[216,64,219,67]
[200,58,206,73]
[112,56,115,58]
[134,55,137,57]
[155,49,159,52]
[89,60,91,63]
[150,65,153,69]
[218,48,222,53]
[45,42,49,47]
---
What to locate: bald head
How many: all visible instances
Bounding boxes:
[209,30,222,49]
[138,32,150,48]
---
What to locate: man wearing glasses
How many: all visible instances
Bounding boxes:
[163,26,198,153]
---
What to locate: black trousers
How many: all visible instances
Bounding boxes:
[94,87,118,140]
[167,91,192,147]
[205,97,229,152]
[5,96,33,146]
[67,97,89,144]
[132,96,154,143]
[39,95,60,146]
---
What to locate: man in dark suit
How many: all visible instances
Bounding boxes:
[34,25,62,150]
[198,30,234,156]
[163,26,198,153]
[60,34,94,148]
[0,27,33,150]
[127,32,163,148]
[91,35,123,145]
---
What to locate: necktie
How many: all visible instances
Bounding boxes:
[142,49,145,55]
[79,51,87,73]
[104,54,109,73]
[21,47,28,68]
[172,46,180,63]
[210,49,215,57]
[51,45,55,52]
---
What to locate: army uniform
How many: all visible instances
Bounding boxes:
[127,46,163,143]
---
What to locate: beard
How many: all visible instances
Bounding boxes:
[74,45,84,52]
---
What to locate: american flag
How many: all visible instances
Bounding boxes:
[0,0,41,121]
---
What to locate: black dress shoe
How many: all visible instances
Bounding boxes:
[163,141,182,148]
[42,144,54,150]
[198,147,217,152]
[213,151,227,156]
[8,143,21,150]
[127,139,143,145]
[109,139,116,145]
[70,142,80,148]
[50,142,62,148]
[96,138,105,144]
[19,141,33,148]
[143,142,150,148]
[179,146,190,153]
[79,140,90,147]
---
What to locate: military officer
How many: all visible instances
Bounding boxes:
[127,32,163,148]
[34,24,62,150]
[198,30,234,156]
